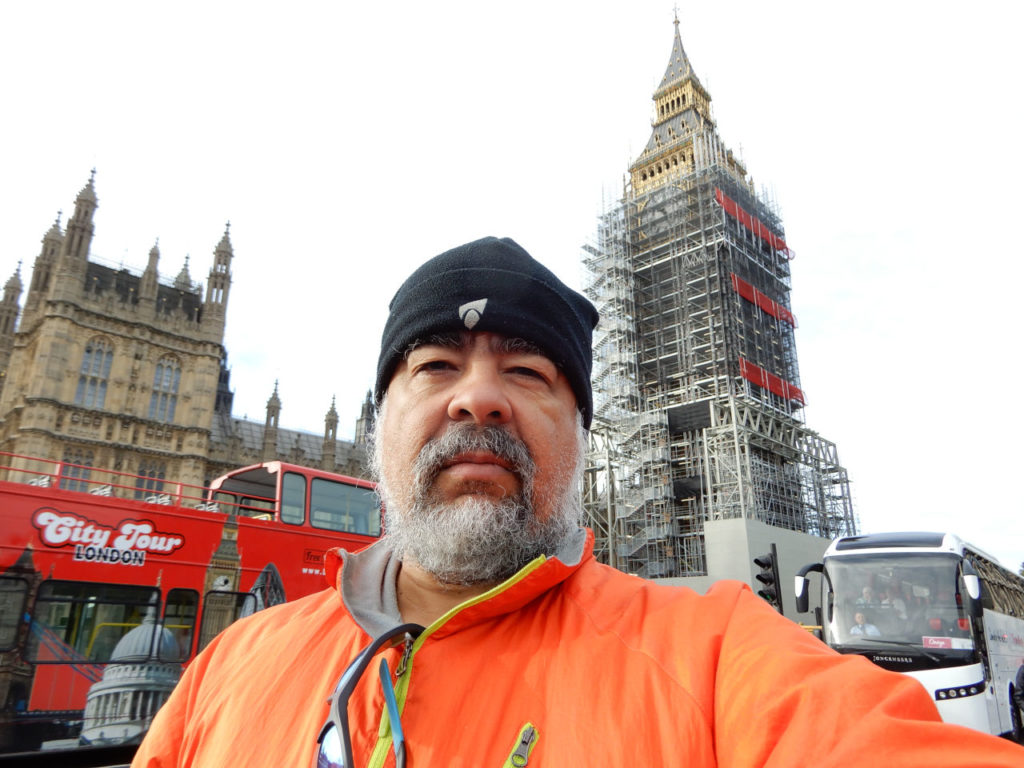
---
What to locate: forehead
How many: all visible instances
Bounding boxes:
[405,331,549,359]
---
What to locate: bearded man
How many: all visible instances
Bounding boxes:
[133,237,1023,767]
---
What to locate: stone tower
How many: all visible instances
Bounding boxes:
[261,382,281,460]
[582,19,856,581]
[0,173,370,494]
[322,397,338,470]
[0,173,231,489]
[0,264,23,396]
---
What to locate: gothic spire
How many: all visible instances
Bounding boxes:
[44,211,63,242]
[140,240,160,301]
[656,14,705,99]
[60,171,98,267]
[175,255,192,291]
[77,169,98,204]
[204,222,233,320]
[5,263,23,296]
[262,380,281,459]
[629,18,716,196]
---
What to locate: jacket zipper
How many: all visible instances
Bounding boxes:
[395,634,414,677]
[366,556,550,768]
[505,724,538,767]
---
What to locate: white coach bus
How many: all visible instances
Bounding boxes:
[795,532,1024,742]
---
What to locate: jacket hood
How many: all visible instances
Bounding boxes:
[324,528,593,638]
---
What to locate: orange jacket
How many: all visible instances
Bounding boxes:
[133,530,1024,767]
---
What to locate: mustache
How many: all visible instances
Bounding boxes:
[413,424,534,489]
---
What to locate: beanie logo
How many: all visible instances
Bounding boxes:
[458,299,488,330]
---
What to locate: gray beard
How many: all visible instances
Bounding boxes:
[370,418,584,587]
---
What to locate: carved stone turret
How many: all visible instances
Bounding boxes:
[139,241,160,305]
[22,213,62,325]
[354,390,375,446]
[322,397,338,470]
[262,382,281,460]
[53,171,98,294]
[0,264,23,398]
[203,224,233,332]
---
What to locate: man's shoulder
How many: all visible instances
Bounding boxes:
[566,559,751,623]
[575,558,749,597]
[549,563,774,684]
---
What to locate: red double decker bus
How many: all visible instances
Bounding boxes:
[0,452,380,755]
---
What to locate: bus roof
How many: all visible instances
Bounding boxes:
[834,532,949,551]
[826,532,1003,566]
[209,460,374,492]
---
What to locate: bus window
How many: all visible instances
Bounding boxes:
[212,490,274,519]
[281,471,306,525]
[27,581,159,663]
[162,588,199,662]
[309,478,381,536]
[240,497,274,519]
[198,591,256,652]
[213,490,238,513]
[0,577,29,651]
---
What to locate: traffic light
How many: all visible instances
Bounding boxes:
[753,543,783,615]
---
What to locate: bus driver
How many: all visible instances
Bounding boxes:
[132,237,1024,767]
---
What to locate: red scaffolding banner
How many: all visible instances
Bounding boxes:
[730,273,797,327]
[715,188,793,259]
[739,357,805,405]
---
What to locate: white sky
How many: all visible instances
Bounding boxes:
[2,1,1022,570]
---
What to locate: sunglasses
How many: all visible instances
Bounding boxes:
[315,623,425,768]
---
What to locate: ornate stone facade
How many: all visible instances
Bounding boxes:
[0,173,368,492]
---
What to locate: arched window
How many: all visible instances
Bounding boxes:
[135,460,167,500]
[149,357,181,422]
[75,339,113,408]
[59,447,94,492]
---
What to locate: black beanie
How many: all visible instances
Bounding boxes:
[375,237,600,428]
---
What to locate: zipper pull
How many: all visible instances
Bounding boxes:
[509,725,536,767]
[395,632,415,677]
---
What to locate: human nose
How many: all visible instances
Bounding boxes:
[446,362,512,425]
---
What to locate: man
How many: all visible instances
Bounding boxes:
[849,611,882,637]
[856,585,875,605]
[132,237,1023,766]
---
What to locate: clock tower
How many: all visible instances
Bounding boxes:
[204,513,241,594]
[582,17,856,581]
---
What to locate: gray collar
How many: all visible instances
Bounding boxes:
[339,539,404,638]
[339,528,588,638]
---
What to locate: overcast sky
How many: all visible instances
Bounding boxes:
[2,1,1021,569]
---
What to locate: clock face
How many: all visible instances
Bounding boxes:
[212,575,232,591]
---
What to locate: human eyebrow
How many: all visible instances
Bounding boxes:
[497,337,548,358]
[403,332,466,360]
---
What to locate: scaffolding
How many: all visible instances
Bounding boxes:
[582,127,857,578]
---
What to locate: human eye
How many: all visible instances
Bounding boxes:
[412,357,455,374]
[509,364,545,379]
[506,355,555,383]
[408,347,458,375]
[420,359,454,372]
